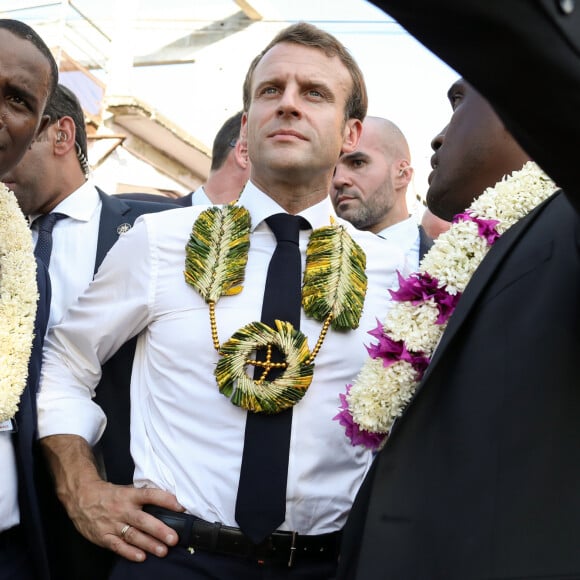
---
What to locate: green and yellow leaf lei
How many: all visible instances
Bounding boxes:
[184,205,367,414]
[303,225,367,330]
[185,205,250,302]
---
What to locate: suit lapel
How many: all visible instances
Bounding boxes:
[95,188,131,273]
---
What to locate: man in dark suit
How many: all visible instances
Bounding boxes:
[0,18,58,580]
[119,110,249,206]
[339,3,580,577]
[3,83,174,579]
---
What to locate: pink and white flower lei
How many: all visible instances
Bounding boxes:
[334,162,558,449]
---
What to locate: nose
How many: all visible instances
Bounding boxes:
[332,163,352,192]
[430,124,448,152]
[276,88,301,118]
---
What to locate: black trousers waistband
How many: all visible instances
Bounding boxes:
[143,505,341,568]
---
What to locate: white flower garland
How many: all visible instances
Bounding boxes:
[0,183,38,422]
[335,162,558,449]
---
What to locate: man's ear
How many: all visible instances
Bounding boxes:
[53,116,76,156]
[240,112,248,141]
[341,118,362,154]
[238,112,250,165]
[234,137,249,169]
[396,161,414,186]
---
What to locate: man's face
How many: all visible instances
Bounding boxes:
[2,122,57,215]
[427,79,512,221]
[0,29,52,175]
[242,42,359,189]
[331,121,397,232]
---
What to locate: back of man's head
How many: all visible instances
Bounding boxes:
[367,117,411,167]
[44,84,89,177]
[210,111,243,172]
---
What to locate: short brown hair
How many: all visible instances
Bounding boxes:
[242,22,367,122]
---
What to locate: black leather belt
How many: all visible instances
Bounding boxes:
[143,505,341,567]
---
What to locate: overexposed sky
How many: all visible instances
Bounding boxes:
[0,0,459,205]
[123,0,459,208]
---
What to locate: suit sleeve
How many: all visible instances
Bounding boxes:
[371,0,580,199]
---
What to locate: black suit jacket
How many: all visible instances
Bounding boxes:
[340,4,580,577]
[340,189,580,579]
[14,259,51,580]
[40,189,175,580]
[116,191,193,206]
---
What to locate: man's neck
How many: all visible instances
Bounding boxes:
[250,175,330,215]
[204,171,245,205]
[370,204,410,234]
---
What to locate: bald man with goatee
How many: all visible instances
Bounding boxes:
[332,116,432,269]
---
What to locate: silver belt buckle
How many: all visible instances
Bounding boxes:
[288,531,298,567]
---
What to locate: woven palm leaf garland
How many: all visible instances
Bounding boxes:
[184,205,367,414]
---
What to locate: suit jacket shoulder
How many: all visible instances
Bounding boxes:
[95,187,175,271]
[115,191,192,205]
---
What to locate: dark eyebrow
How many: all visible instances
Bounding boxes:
[340,151,370,164]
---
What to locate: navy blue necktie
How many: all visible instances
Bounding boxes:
[33,212,67,268]
[235,213,308,544]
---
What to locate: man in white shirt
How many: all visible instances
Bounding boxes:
[119,110,250,206]
[37,23,405,580]
[3,83,174,579]
[332,116,432,269]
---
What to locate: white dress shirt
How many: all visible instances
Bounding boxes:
[30,180,101,329]
[38,181,406,535]
[378,215,421,271]
[190,185,212,205]
[0,430,19,531]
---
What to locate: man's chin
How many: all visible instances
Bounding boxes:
[426,192,456,223]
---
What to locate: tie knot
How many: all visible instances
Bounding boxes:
[266,213,309,244]
[35,212,67,233]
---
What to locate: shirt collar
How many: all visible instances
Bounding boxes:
[191,185,212,205]
[377,215,418,245]
[29,179,101,224]
[237,180,344,232]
